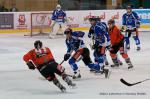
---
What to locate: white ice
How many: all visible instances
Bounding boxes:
[0,31,150,99]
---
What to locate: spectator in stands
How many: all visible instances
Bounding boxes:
[0,4,3,12]
[115,3,122,9]
[0,4,8,12]
[2,5,9,12]
[139,6,143,9]
[10,4,18,12]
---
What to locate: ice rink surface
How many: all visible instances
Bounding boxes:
[0,31,150,99]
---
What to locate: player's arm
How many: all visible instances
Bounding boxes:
[51,10,57,21]
[133,12,140,21]
[121,14,127,31]
[64,41,72,61]
[23,50,36,70]
[62,10,67,23]
[133,12,141,28]
[88,26,94,38]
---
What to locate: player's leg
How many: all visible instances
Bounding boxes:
[68,49,84,79]
[81,48,100,72]
[116,53,123,65]
[54,63,76,87]
[95,46,110,76]
[132,28,141,51]
[52,77,66,92]
[38,64,66,92]
[119,43,133,69]
[104,53,109,65]
[49,20,55,38]
[49,22,59,38]
[57,23,66,35]
[110,45,120,67]
[125,30,131,50]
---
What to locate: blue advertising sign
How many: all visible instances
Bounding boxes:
[135,9,150,24]
[0,14,14,29]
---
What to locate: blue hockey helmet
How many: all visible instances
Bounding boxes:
[126,5,132,9]
[89,17,100,22]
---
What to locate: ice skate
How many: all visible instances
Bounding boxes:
[72,71,81,79]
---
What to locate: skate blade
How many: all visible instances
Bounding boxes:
[69,85,77,89]
[128,66,134,70]
[61,90,67,93]
[105,70,111,79]
[72,77,81,81]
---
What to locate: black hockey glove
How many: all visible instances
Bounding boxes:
[92,44,98,49]
[136,21,140,28]
[106,45,111,51]
[26,61,35,70]
[64,54,71,61]
[120,26,125,32]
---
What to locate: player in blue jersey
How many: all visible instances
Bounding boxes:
[122,5,141,51]
[88,24,123,67]
[49,4,67,38]
[88,17,110,74]
[63,28,109,79]
[88,25,109,66]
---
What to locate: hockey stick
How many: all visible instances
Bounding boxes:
[60,60,65,65]
[120,78,150,86]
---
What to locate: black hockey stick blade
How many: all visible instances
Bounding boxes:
[120,78,142,86]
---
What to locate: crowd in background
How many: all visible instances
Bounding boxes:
[0,4,18,12]
[0,1,145,12]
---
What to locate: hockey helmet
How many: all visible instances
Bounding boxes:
[56,4,61,9]
[64,28,73,35]
[126,5,132,9]
[89,17,100,22]
[34,40,42,50]
[108,19,115,25]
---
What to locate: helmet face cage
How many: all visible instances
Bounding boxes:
[34,40,42,50]
[64,28,72,35]
[56,4,61,10]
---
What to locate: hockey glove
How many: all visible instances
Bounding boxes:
[136,21,140,28]
[26,61,35,70]
[106,41,111,51]
[88,33,91,38]
[64,54,71,61]
[92,44,98,49]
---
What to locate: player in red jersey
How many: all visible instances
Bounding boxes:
[23,40,75,92]
[108,19,133,69]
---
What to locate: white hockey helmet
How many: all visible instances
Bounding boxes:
[56,4,61,9]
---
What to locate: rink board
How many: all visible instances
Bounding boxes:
[0,9,150,34]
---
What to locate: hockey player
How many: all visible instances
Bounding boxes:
[63,28,109,79]
[49,4,67,38]
[88,25,109,66]
[122,5,141,51]
[108,19,133,69]
[23,40,75,92]
[88,17,110,74]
